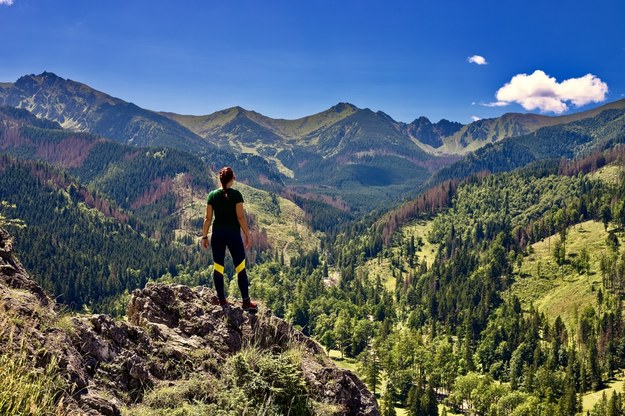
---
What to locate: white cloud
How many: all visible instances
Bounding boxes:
[0,0,14,5]
[468,55,487,65]
[471,116,481,122]
[483,101,508,108]
[489,70,608,114]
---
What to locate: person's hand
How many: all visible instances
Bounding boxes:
[201,237,209,250]
[244,234,251,249]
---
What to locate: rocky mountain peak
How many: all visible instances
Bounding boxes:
[331,102,358,113]
[13,71,63,89]
[412,115,432,126]
[0,227,379,415]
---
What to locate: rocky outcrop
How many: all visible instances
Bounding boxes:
[0,227,379,415]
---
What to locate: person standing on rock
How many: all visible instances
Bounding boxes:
[202,167,258,312]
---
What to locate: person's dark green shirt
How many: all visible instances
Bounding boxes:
[207,188,244,230]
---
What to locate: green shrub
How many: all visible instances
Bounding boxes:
[223,347,312,416]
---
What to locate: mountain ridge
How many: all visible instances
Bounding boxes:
[3,71,625,214]
[4,72,625,158]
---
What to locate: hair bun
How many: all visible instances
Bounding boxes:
[219,167,234,200]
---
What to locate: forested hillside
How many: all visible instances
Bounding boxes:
[0,155,192,312]
[266,145,625,415]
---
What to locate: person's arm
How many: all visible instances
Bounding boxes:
[202,204,213,249]
[236,202,251,249]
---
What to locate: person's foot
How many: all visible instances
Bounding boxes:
[242,299,258,313]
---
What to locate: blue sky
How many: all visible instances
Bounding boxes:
[1,0,624,123]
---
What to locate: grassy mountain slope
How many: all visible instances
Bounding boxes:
[285,108,435,213]
[511,220,613,329]
[236,182,320,261]
[510,163,625,329]
[360,219,437,292]
[162,102,359,144]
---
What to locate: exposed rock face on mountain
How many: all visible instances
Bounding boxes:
[0,227,379,415]
[405,116,463,149]
[0,72,211,154]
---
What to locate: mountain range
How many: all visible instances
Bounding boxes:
[2,72,625,213]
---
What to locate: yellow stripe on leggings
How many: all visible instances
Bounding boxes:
[214,263,225,274]
[235,260,246,274]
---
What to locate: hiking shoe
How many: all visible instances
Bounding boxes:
[242,299,258,313]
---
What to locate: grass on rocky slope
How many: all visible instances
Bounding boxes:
[0,347,64,416]
[511,220,623,328]
[0,299,67,416]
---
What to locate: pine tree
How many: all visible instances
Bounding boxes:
[380,382,397,416]
[588,334,602,391]
[406,384,423,416]
[406,384,421,416]
[607,391,622,416]
[559,384,578,416]
[421,383,438,416]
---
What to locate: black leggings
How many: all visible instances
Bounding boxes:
[211,228,250,301]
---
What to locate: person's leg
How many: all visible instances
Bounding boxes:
[210,229,227,301]
[226,230,250,301]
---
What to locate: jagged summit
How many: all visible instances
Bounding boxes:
[0,227,379,415]
[330,102,358,113]
[15,71,63,86]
